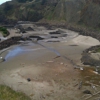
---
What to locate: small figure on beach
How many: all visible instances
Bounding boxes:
[0,57,5,62]
[0,57,3,59]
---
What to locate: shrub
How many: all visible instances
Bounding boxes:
[0,27,9,37]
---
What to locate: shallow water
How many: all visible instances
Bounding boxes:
[5,47,23,60]
[5,42,44,60]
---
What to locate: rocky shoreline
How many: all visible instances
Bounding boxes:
[36,22,100,41]
[0,36,21,50]
[81,45,100,66]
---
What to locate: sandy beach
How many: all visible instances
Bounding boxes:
[0,25,100,100]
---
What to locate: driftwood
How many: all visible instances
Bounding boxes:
[53,56,60,59]
[94,97,100,100]
[73,83,78,87]
[85,81,100,88]
[78,81,83,89]
[81,94,91,99]
[91,84,100,88]
[85,91,100,100]
[91,83,97,91]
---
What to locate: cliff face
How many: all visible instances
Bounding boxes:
[0,0,100,29]
[79,0,100,28]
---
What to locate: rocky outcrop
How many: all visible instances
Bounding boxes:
[81,45,100,66]
[0,36,21,50]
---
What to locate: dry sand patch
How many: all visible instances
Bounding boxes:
[73,35,100,46]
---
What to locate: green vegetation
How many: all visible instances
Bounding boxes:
[0,85,31,100]
[0,27,9,37]
[0,0,100,31]
[96,48,100,52]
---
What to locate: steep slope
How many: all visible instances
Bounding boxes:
[79,0,100,28]
[50,0,85,22]
[0,0,100,29]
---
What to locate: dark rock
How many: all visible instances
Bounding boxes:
[25,27,34,31]
[83,90,92,94]
[49,31,61,34]
[27,78,31,82]
[0,36,21,50]
[2,58,5,62]
[51,36,58,38]
[29,36,44,40]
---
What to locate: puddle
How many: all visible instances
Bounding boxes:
[5,47,23,60]
[5,40,61,60]
[5,45,44,60]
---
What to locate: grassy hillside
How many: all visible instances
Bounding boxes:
[0,0,100,30]
[0,85,31,100]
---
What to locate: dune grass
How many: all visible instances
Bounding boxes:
[0,85,31,100]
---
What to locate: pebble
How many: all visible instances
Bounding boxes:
[27,78,31,82]
[60,62,63,65]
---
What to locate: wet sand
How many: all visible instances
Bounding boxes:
[0,25,100,100]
